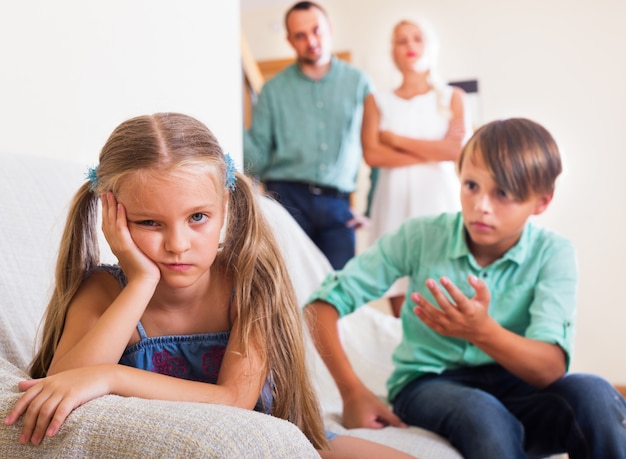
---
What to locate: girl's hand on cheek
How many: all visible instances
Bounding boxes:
[101,192,160,284]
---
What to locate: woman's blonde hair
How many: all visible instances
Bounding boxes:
[392,19,451,118]
[29,112,328,449]
[458,117,562,201]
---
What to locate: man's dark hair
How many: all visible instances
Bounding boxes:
[284,2,328,31]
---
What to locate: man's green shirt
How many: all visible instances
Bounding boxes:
[244,56,372,192]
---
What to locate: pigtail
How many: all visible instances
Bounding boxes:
[29,182,101,378]
[28,112,329,449]
[219,172,329,450]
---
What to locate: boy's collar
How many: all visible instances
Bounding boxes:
[449,213,470,260]
[449,214,531,266]
[502,225,532,265]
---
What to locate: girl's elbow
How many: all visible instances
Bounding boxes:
[231,391,259,411]
[201,390,239,409]
[363,150,382,167]
[213,382,261,411]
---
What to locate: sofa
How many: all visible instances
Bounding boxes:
[0,152,462,458]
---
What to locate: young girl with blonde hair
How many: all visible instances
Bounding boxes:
[5,113,414,459]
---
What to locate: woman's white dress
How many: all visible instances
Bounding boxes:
[369,86,461,297]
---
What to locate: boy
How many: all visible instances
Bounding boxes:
[306,118,626,458]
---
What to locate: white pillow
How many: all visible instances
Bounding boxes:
[0,153,86,369]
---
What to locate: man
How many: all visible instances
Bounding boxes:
[244,1,372,269]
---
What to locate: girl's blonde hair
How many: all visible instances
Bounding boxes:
[29,112,328,449]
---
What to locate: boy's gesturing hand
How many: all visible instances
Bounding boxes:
[412,274,494,342]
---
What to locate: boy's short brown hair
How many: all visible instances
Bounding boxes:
[458,118,562,201]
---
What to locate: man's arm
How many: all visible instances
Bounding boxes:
[243,87,274,178]
[305,301,405,429]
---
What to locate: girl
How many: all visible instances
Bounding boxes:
[362,19,471,316]
[5,113,414,458]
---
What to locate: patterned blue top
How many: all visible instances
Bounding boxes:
[120,323,230,384]
[93,265,273,414]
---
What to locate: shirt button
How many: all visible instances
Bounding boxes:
[320,143,328,151]
[317,101,324,108]
[319,122,325,129]
[319,164,327,171]
[482,272,488,278]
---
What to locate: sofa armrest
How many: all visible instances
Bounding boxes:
[0,359,319,459]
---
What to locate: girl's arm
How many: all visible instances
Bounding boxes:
[414,275,566,388]
[113,315,265,408]
[379,87,468,163]
[361,94,427,168]
[48,272,156,374]
[6,316,265,445]
[49,193,160,374]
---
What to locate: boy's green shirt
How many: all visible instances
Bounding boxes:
[307,212,578,400]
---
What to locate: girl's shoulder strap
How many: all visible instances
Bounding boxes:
[136,321,149,340]
[88,264,127,289]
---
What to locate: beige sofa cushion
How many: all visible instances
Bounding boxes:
[0,358,318,458]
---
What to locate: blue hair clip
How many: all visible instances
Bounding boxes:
[85,165,99,191]
[224,153,237,191]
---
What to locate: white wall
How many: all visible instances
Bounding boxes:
[1,1,242,166]
[242,0,626,384]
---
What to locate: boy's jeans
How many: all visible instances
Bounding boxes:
[393,364,626,459]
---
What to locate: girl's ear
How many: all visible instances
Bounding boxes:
[532,190,554,215]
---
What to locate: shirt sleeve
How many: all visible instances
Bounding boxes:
[306,220,414,317]
[243,84,274,178]
[525,235,578,368]
[360,71,374,100]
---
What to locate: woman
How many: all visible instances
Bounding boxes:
[362,19,471,316]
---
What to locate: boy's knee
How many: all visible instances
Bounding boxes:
[445,397,525,458]
[553,373,610,394]
[438,388,523,438]
[550,373,625,413]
